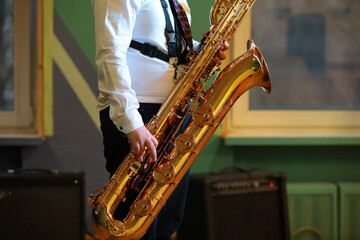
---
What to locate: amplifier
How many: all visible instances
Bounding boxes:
[0,169,85,240]
[177,168,290,240]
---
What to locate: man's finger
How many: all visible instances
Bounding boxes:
[222,42,230,51]
[218,51,226,60]
[139,141,146,156]
[133,142,140,155]
[215,57,221,65]
[147,141,157,162]
[151,137,159,148]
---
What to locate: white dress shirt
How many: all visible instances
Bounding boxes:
[92,0,192,134]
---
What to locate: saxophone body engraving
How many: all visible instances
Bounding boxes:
[88,0,271,239]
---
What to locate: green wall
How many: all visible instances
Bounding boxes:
[54,0,96,68]
[54,0,360,182]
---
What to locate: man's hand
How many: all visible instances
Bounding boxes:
[201,31,230,66]
[215,41,230,65]
[127,126,158,162]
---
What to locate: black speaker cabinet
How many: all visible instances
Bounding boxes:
[177,168,290,240]
[0,169,85,240]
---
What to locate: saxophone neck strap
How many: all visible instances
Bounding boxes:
[129,0,181,64]
[160,0,177,57]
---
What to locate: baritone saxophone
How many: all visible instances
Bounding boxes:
[88,0,272,239]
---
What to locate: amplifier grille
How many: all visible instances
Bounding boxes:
[212,191,284,239]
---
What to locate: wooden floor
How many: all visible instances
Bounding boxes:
[85,233,177,240]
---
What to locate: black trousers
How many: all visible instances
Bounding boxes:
[99,104,190,240]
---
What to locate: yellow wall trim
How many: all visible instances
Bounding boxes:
[53,34,100,131]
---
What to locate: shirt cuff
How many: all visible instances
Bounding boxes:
[114,108,144,134]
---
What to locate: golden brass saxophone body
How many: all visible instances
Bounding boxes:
[88,0,271,239]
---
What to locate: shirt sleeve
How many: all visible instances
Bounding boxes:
[92,0,145,134]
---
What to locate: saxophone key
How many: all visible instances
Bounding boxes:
[152,163,176,185]
[174,133,196,154]
[133,198,153,217]
[107,219,125,235]
[191,105,215,127]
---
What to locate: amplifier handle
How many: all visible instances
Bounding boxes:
[216,166,260,175]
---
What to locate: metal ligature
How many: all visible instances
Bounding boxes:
[88,0,272,239]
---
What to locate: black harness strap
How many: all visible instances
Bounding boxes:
[130,40,170,62]
[130,0,179,63]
